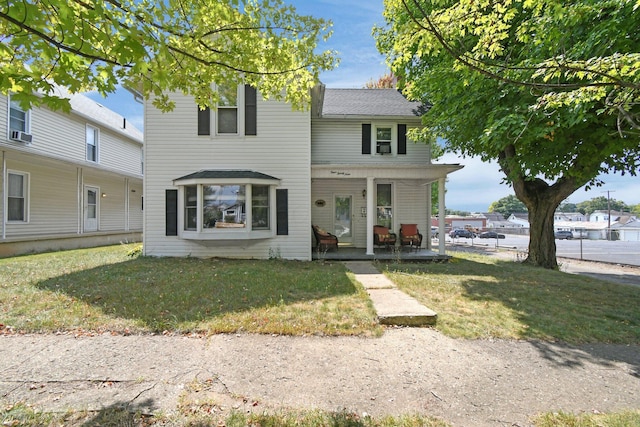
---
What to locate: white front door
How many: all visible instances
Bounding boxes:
[334,195,352,245]
[84,186,99,232]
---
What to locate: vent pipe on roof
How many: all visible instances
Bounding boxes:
[123,118,126,129]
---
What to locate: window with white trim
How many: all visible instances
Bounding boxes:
[86,125,99,162]
[180,183,275,237]
[376,126,392,154]
[7,171,28,222]
[217,85,238,134]
[9,98,30,133]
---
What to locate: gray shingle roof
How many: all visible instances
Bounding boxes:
[321,88,423,117]
[174,170,280,182]
[50,85,143,143]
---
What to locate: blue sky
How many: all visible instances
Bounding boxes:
[86,0,639,212]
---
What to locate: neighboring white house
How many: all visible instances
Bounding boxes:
[613,218,640,241]
[1,87,143,257]
[589,210,635,223]
[554,212,586,222]
[142,84,462,260]
[507,212,529,228]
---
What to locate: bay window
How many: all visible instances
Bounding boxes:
[173,170,280,240]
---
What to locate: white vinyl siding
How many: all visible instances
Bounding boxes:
[144,91,311,260]
[311,119,429,164]
[2,95,143,178]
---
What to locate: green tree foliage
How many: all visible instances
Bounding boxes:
[1,0,338,112]
[557,202,578,213]
[376,0,640,268]
[488,195,527,219]
[576,196,630,215]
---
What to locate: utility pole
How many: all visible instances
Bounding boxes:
[602,190,615,240]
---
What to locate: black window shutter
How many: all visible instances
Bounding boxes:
[166,189,178,236]
[245,85,257,136]
[276,189,288,235]
[362,124,371,154]
[398,124,407,155]
[197,107,210,135]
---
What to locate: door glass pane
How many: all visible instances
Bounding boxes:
[376,184,392,229]
[87,190,97,219]
[334,196,352,238]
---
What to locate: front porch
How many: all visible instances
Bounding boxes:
[311,245,450,262]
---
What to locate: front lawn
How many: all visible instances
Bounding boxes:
[380,252,640,344]
[0,244,381,336]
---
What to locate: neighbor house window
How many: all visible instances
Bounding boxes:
[86,125,99,162]
[376,183,392,229]
[7,171,28,222]
[9,98,30,133]
[217,85,238,134]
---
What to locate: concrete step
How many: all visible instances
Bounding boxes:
[344,261,438,327]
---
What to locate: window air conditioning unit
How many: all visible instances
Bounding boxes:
[10,130,33,144]
[378,144,391,154]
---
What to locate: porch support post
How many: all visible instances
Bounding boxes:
[438,177,446,255]
[366,176,375,255]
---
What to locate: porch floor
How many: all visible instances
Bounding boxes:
[311,246,450,262]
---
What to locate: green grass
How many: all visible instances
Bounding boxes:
[534,410,640,426]
[0,402,449,426]
[0,244,382,336]
[380,252,640,344]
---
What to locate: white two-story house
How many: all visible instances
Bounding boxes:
[1,87,143,257]
[143,84,461,260]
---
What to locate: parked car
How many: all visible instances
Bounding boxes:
[431,226,439,238]
[449,229,476,238]
[478,231,505,239]
[554,230,573,240]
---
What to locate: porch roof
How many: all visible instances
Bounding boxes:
[311,163,463,181]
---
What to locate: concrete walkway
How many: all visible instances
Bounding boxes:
[344,261,437,326]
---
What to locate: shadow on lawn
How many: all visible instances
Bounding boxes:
[392,256,640,373]
[461,258,640,374]
[35,256,360,332]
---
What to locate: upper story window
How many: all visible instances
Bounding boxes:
[7,171,29,222]
[217,85,238,134]
[9,98,30,133]
[86,125,99,162]
[376,126,392,154]
[362,123,407,156]
[197,85,257,137]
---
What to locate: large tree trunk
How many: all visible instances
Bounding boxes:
[511,177,582,269]
[500,145,584,269]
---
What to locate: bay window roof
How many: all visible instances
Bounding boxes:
[173,170,280,185]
